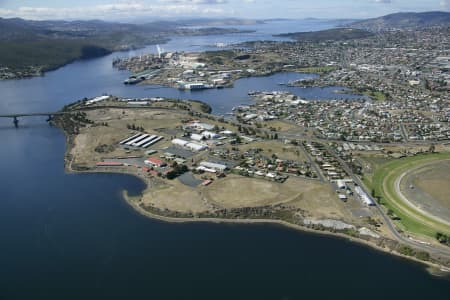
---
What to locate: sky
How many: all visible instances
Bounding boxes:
[0,0,448,21]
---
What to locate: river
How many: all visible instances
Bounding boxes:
[0,19,449,299]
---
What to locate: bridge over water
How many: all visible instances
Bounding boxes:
[0,111,69,127]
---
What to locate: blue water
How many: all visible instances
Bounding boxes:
[0,19,449,299]
[0,19,357,116]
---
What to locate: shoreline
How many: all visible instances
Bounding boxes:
[62,150,450,275]
[54,103,450,276]
[121,188,450,276]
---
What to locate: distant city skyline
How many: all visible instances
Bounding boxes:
[0,0,448,21]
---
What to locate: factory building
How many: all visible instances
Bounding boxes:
[144,157,167,168]
[119,133,163,148]
[199,161,227,172]
[171,138,207,152]
[355,186,375,206]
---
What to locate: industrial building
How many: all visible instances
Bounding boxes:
[190,133,204,141]
[184,121,215,132]
[199,161,227,172]
[144,157,167,168]
[86,95,110,105]
[171,138,207,152]
[119,133,163,148]
[354,186,375,206]
[201,131,220,139]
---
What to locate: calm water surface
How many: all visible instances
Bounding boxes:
[0,19,449,299]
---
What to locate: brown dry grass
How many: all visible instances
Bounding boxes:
[237,141,307,161]
[413,161,450,207]
[141,180,211,214]
[264,120,297,132]
[203,175,349,220]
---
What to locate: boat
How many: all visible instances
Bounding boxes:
[123,76,143,85]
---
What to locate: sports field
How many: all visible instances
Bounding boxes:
[368,153,450,238]
[401,160,450,223]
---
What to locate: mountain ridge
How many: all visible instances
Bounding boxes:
[348,11,450,31]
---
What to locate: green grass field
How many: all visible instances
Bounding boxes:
[365,153,450,238]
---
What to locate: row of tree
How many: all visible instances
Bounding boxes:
[126,124,145,132]
[436,232,450,246]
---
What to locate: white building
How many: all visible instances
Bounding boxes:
[336,180,347,189]
[190,133,204,141]
[186,142,207,152]
[355,186,375,206]
[172,138,189,147]
[196,166,216,173]
[86,95,110,105]
[199,161,227,172]
[201,131,220,139]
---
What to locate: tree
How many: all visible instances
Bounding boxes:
[429,144,435,153]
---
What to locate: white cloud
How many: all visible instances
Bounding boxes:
[0,1,227,20]
[441,0,449,10]
[158,0,227,4]
[373,0,392,4]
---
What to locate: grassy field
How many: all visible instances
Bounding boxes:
[366,153,450,238]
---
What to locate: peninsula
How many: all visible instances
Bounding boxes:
[53,94,450,271]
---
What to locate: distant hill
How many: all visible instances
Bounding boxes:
[0,17,251,78]
[276,28,373,42]
[349,11,450,31]
[176,18,264,26]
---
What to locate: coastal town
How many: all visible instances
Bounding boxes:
[2,11,449,274]
[2,1,450,297]
[54,80,450,269]
[42,20,450,271]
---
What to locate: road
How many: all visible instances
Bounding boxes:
[400,123,409,141]
[298,143,325,182]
